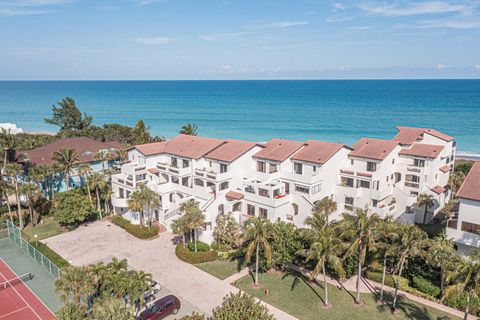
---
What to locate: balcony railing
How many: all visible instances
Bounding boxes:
[405,182,419,188]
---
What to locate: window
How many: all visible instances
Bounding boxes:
[351,159,354,165]
[182,177,189,187]
[220,181,229,191]
[392,158,395,164]
[220,163,228,173]
[182,159,189,168]
[259,208,268,219]
[257,161,266,173]
[218,204,225,215]
[313,166,317,173]
[413,159,425,167]
[295,184,309,194]
[410,191,419,197]
[171,177,179,184]
[294,162,303,175]
[269,163,277,173]
[171,157,178,167]
[311,184,321,194]
[341,177,354,187]
[247,204,255,216]
[245,185,255,194]
[357,180,370,189]
[194,178,204,187]
[461,222,480,235]
[258,188,269,197]
[345,197,354,210]
[372,199,378,207]
[367,161,377,172]
[406,175,420,183]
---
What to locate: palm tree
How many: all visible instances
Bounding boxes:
[116,148,128,164]
[19,183,40,226]
[341,208,379,304]
[0,128,16,174]
[141,186,160,227]
[89,173,105,213]
[92,296,134,320]
[179,123,198,136]
[4,163,24,229]
[56,302,87,320]
[374,216,398,302]
[184,203,205,252]
[124,270,152,315]
[442,200,457,221]
[443,252,480,320]
[449,171,466,195]
[171,215,189,248]
[55,266,95,305]
[297,226,345,306]
[313,196,337,225]
[243,217,275,287]
[52,148,78,191]
[77,163,93,207]
[94,150,110,175]
[390,224,428,311]
[430,232,456,296]
[0,180,13,223]
[181,199,200,240]
[417,193,435,224]
[128,188,146,227]
[28,164,50,198]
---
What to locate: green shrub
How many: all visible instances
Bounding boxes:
[445,292,480,314]
[176,244,217,264]
[343,255,359,278]
[187,241,210,252]
[32,242,70,268]
[111,215,158,239]
[365,271,409,290]
[412,276,441,298]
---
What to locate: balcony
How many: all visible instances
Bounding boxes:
[405,182,419,188]
[156,162,190,176]
[111,196,129,208]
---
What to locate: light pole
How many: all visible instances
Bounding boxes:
[34,234,38,246]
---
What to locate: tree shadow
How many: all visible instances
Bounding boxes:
[379,292,452,320]
[281,269,326,305]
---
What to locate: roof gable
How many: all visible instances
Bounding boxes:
[291,140,348,165]
[457,161,480,202]
[349,138,399,161]
[253,138,305,162]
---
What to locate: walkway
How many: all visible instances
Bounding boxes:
[43,221,297,320]
[287,263,475,320]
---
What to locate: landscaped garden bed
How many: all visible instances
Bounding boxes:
[111,215,158,239]
[234,272,457,320]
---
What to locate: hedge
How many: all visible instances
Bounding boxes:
[365,271,409,290]
[412,276,441,298]
[111,215,158,239]
[187,241,210,252]
[176,244,217,264]
[32,241,70,269]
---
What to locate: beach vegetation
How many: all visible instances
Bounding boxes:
[52,189,93,229]
[180,123,199,136]
[44,97,93,131]
[211,291,275,320]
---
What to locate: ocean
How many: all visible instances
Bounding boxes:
[0,80,479,154]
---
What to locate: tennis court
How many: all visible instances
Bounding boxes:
[0,258,56,320]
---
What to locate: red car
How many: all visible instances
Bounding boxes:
[138,295,181,320]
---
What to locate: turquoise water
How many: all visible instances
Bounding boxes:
[0,80,479,153]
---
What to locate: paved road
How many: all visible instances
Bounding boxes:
[43,221,297,320]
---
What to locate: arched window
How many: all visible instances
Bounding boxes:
[292,203,299,216]
[218,204,225,215]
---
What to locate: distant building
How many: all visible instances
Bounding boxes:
[111,126,455,244]
[17,137,121,192]
[447,161,480,255]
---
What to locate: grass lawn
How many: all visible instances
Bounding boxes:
[23,217,63,241]
[234,272,457,320]
[195,259,242,280]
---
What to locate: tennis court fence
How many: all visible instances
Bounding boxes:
[5,220,61,278]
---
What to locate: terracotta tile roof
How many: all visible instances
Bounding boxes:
[349,138,399,161]
[431,185,446,194]
[17,137,120,166]
[134,135,225,159]
[253,138,305,162]
[291,140,348,165]
[439,165,451,173]
[399,143,444,159]
[225,191,244,201]
[205,139,259,163]
[457,161,480,201]
[393,126,454,145]
[148,168,159,174]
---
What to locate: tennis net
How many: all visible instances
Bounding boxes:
[0,272,33,290]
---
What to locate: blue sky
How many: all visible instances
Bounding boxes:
[1,0,479,79]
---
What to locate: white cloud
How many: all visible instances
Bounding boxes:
[437,63,446,70]
[133,0,167,7]
[333,2,346,10]
[1,0,70,6]
[198,32,252,42]
[475,64,480,70]
[0,7,49,15]
[253,20,309,29]
[344,26,374,30]
[136,36,171,45]
[417,18,480,29]
[360,1,474,17]
[325,14,353,23]
[221,64,232,71]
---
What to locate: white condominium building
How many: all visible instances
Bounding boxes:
[447,161,480,255]
[111,126,455,243]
